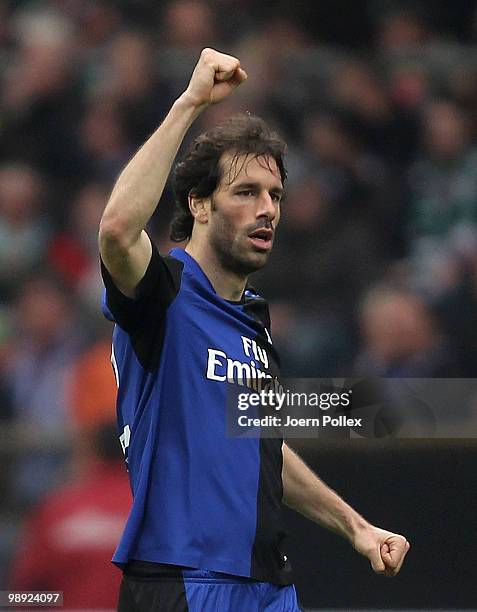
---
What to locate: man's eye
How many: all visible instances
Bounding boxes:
[238,190,254,197]
[271,193,282,202]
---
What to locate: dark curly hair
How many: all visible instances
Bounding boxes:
[171,114,287,242]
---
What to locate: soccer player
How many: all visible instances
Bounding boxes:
[99,48,410,612]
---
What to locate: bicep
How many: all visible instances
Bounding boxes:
[99,229,152,298]
[100,238,181,334]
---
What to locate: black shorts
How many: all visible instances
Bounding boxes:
[118,560,301,611]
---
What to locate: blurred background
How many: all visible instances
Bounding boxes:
[0,0,476,609]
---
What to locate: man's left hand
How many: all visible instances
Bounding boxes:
[353,525,410,576]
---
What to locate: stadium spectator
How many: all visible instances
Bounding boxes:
[9,423,130,610]
[0,164,51,302]
[354,284,459,377]
[330,60,420,166]
[101,29,174,146]
[77,93,134,183]
[0,7,81,180]
[68,335,118,432]
[160,0,217,49]
[407,100,477,289]
[4,272,85,506]
[47,182,109,288]
[409,101,477,237]
[375,7,434,51]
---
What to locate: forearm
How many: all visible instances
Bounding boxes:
[282,443,368,543]
[100,93,202,248]
[282,444,411,575]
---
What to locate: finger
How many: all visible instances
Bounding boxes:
[381,542,398,569]
[224,67,247,83]
[385,534,407,556]
[202,48,241,78]
[382,539,410,575]
[393,540,411,573]
[388,536,410,558]
[215,69,238,82]
[209,68,247,103]
[215,66,247,83]
[236,67,248,82]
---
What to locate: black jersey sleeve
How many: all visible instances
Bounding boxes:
[100,241,183,333]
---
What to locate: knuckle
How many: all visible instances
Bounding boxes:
[200,48,213,62]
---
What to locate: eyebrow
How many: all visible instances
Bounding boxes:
[233,181,284,196]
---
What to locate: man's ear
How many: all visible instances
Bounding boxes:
[188,193,209,224]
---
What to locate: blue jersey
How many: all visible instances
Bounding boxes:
[101,244,292,585]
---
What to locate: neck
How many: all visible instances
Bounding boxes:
[185,240,247,301]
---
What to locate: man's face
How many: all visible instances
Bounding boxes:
[206,153,283,276]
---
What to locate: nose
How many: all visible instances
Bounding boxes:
[256,191,277,223]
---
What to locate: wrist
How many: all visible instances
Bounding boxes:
[350,518,375,547]
[175,91,208,119]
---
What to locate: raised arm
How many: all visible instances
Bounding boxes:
[282,443,410,576]
[98,48,247,297]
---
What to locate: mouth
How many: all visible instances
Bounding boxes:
[247,228,273,251]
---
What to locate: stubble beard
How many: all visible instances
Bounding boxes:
[209,212,270,278]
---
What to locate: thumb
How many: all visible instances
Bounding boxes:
[368,545,386,573]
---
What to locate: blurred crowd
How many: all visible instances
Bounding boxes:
[1,0,477,607]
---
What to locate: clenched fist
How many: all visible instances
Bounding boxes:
[183,48,247,109]
[353,525,411,577]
